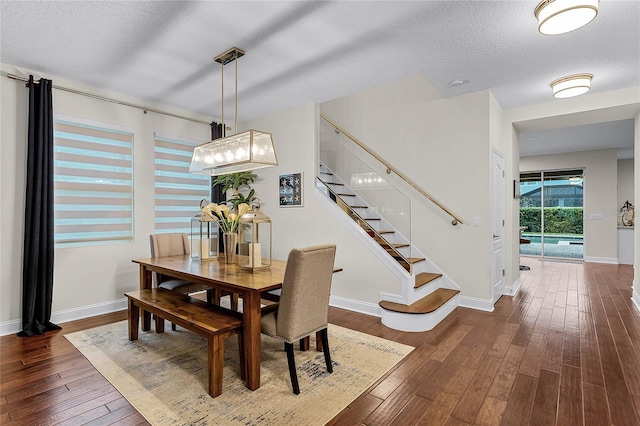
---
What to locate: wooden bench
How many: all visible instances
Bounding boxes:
[125,288,244,398]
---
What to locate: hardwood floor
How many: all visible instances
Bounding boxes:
[2,258,638,425]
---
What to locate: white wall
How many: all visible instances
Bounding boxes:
[634,113,640,310]
[1,64,211,332]
[617,158,635,216]
[520,149,618,263]
[240,104,399,308]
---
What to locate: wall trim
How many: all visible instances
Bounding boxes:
[505,276,522,296]
[330,295,381,318]
[1,298,127,336]
[458,295,495,312]
[632,282,640,313]
[584,256,619,264]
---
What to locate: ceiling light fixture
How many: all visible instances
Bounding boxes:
[190,47,278,176]
[550,73,593,98]
[535,0,599,35]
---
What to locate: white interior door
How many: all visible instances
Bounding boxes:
[492,149,505,304]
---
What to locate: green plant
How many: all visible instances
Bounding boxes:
[213,171,258,209]
[519,207,584,235]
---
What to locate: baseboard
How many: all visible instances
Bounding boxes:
[584,256,619,264]
[504,277,522,297]
[458,295,495,312]
[632,282,640,313]
[1,298,127,336]
[329,295,381,318]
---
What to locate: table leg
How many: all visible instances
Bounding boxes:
[243,291,261,390]
[140,265,153,331]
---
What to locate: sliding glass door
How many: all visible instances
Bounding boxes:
[519,169,584,259]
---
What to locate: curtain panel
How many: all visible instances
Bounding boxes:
[19,76,60,336]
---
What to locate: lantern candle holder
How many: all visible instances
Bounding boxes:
[238,202,271,272]
[191,202,219,262]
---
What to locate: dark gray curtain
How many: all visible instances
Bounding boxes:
[210,122,226,251]
[19,76,60,336]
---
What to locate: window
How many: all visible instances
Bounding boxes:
[54,115,134,247]
[154,133,210,234]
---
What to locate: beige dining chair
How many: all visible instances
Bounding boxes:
[150,233,216,330]
[260,244,337,394]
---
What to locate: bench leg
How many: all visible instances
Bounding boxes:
[207,333,225,398]
[128,299,139,341]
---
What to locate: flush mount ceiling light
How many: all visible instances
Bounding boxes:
[550,73,593,98]
[535,0,599,35]
[190,47,278,176]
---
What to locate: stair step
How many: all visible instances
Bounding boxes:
[337,193,356,197]
[364,217,381,221]
[380,243,410,249]
[378,230,395,234]
[326,182,344,186]
[379,289,459,314]
[320,171,333,176]
[414,272,443,289]
[350,205,368,209]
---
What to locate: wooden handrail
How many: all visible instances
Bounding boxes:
[320,113,463,226]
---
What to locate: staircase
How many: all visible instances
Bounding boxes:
[317,162,460,332]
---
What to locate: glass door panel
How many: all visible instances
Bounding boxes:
[519,172,542,256]
[519,170,584,260]
[542,170,583,259]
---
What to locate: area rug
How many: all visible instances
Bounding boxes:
[65,321,413,425]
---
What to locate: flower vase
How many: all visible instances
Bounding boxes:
[223,233,238,264]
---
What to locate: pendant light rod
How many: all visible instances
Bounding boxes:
[214,47,245,137]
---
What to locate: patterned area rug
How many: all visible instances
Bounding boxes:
[65,321,412,425]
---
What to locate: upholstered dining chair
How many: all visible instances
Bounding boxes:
[260,244,337,394]
[150,233,221,330]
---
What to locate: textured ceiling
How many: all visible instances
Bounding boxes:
[1,1,638,157]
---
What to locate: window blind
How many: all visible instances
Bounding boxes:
[53,116,134,247]
[154,133,210,234]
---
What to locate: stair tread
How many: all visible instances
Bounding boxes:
[350,205,368,208]
[379,289,459,314]
[414,272,443,289]
[378,230,395,234]
[364,217,381,221]
[337,193,356,197]
[326,182,344,186]
[380,243,409,249]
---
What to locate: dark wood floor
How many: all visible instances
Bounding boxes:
[2,258,639,425]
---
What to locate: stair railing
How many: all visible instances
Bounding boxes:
[316,176,416,274]
[320,113,463,226]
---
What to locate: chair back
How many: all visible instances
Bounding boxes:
[149,233,190,285]
[276,244,336,342]
[150,233,190,258]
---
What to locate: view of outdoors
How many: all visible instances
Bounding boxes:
[519,169,584,259]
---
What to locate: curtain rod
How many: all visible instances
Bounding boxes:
[6,73,211,126]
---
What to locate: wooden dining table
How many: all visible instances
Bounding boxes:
[132,255,287,391]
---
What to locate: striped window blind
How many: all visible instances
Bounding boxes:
[154,133,210,234]
[53,115,134,247]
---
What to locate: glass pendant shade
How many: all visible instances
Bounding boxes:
[189,129,278,176]
[551,73,593,98]
[535,0,599,35]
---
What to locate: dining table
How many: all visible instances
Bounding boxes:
[132,255,287,391]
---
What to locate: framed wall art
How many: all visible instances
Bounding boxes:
[279,172,303,207]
